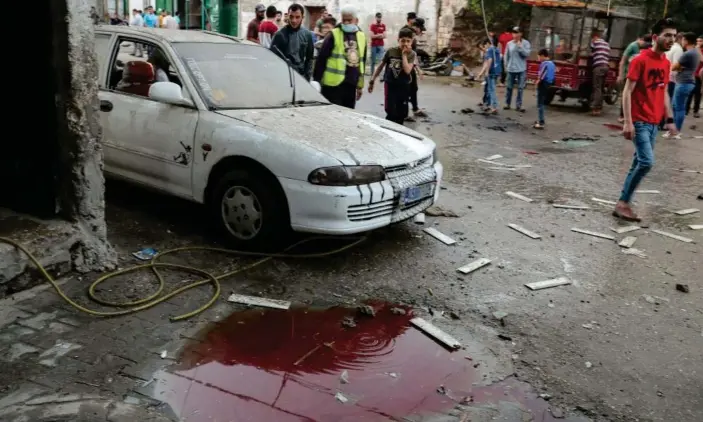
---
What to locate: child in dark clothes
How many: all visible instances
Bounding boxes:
[368,28,416,125]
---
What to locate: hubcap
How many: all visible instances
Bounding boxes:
[221,186,263,240]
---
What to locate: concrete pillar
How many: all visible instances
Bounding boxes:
[52,0,116,272]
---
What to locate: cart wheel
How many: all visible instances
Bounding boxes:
[604,87,620,105]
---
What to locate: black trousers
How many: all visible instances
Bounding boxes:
[385,82,410,125]
[686,76,702,114]
[500,67,507,84]
[408,77,419,112]
[321,83,357,109]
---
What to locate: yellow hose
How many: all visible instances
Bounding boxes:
[0,235,365,321]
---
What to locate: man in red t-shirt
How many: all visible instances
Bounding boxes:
[615,18,678,222]
[369,12,387,77]
[258,6,279,48]
[498,28,513,85]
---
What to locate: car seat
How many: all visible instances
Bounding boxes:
[116,61,155,97]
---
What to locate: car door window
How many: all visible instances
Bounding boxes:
[94,33,113,87]
[107,37,184,100]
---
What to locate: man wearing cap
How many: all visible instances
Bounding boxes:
[503,26,531,112]
[369,12,387,77]
[247,4,266,43]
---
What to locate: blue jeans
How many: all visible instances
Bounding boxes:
[485,75,498,108]
[505,71,526,108]
[673,82,695,131]
[619,122,658,203]
[537,81,549,124]
[370,46,384,76]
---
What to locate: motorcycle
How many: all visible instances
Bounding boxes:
[418,48,455,76]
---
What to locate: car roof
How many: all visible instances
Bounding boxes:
[96,26,257,45]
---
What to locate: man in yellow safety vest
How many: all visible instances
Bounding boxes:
[312,5,367,109]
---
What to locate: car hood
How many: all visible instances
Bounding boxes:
[215,105,435,166]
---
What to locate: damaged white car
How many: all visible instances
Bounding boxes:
[94,27,443,246]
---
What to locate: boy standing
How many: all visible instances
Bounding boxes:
[615,18,677,222]
[534,49,555,129]
[476,38,501,114]
[368,28,416,125]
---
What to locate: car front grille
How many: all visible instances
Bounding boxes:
[384,155,432,176]
[346,160,437,223]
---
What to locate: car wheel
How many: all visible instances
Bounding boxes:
[209,168,290,249]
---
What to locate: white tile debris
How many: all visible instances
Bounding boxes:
[457,258,492,274]
[505,191,534,203]
[423,228,457,245]
[611,225,641,234]
[674,208,700,216]
[508,223,542,239]
[413,213,425,224]
[618,236,637,248]
[553,204,591,210]
[410,317,461,350]
[484,154,503,161]
[227,294,291,310]
[636,190,660,194]
[622,248,647,258]
[571,228,615,241]
[525,277,572,291]
[651,229,694,243]
[591,197,617,206]
[689,224,703,230]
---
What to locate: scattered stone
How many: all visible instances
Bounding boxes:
[585,361,593,368]
[436,385,447,395]
[390,307,407,315]
[492,311,509,321]
[582,323,594,330]
[424,206,459,217]
[460,108,474,114]
[657,390,664,397]
[676,283,690,293]
[539,393,552,400]
[497,334,512,341]
[550,407,565,418]
[357,305,376,317]
[341,316,357,329]
[335,392,349,403]
[449,311,461,320]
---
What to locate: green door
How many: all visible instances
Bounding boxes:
[156,0,168,11]
[218,0,239,36]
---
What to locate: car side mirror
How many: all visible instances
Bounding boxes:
[310,80,322,93]
[148,81,193,107]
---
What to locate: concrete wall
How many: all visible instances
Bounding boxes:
[240,0,466,53]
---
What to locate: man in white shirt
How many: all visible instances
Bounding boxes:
[163,11,179,29]
[666,34,683,97]
[129,9,144,57]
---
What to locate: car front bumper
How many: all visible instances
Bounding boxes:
[279,161,444,235]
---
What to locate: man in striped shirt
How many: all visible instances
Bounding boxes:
[590,29,610,115]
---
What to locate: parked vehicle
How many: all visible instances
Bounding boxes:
[94,27,444,247]
[419,48,455,76]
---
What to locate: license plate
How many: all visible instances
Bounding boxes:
[402,183,435,205]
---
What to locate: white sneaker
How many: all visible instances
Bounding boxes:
[662,131,671,138]
[672,134,682,140]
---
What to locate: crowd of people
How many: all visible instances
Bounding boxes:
[244,4,429,124]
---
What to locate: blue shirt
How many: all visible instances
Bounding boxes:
[484,46,502,75]
[144,13,157,28]
[539,60,556,83]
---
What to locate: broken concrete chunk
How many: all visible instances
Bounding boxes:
[618,236,637,248]
[424,206,459,217]
[676,283,690,293]
[357,305,376,317]
[390,307,407,315]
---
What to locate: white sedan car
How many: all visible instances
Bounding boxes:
[94,27,443,247]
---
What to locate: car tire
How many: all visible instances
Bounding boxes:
[209,168,290,249]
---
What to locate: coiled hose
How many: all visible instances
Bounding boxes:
[0,236,365,321]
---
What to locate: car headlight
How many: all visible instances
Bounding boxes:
[308,165,386,186]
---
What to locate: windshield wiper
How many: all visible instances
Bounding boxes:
[280,100,329,107]
[272,45,296,105]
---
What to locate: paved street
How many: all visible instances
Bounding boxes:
[1,78,701,422]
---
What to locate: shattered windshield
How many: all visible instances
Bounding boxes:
[173,42,328,109]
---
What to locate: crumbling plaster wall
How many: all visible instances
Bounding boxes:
[54,0,117,272]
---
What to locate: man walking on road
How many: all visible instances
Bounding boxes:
[670,32,700,138]
[270,4,314,80]
[504,27,531,112]
[247,4,266,43]
[617,34,652,122]
[615,18,677,222]
[369,12,387,78]
[313,5,367,109]
[589,29,610,116]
